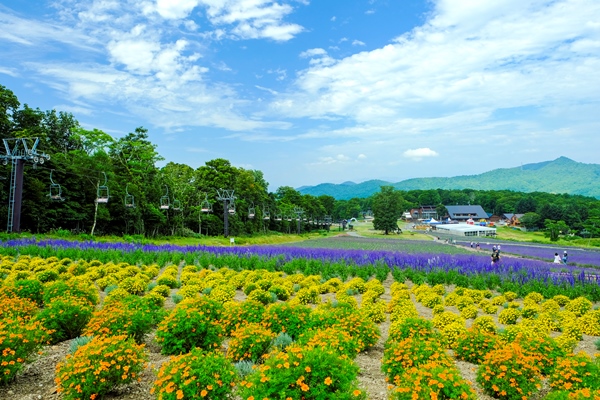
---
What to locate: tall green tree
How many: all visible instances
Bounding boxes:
[372,186,404,235]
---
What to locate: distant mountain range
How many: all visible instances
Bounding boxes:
[297,157,600,200]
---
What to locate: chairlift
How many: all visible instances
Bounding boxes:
[49,170,64,201]
[172,199,182,211]
[200,194,212,213]
[228,202,236,215]
[96,172,109,203]
[275,214,282,221]
[160,185,170,210]
[248,204,256,219]
[124,185,135,208]
[262,206,270,220]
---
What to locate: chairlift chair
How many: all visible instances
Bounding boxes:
[124,185,135,208]
[49,170,64,201]
[160,185,170,210]
[248,204,256,219]
[275,213,282,221]
[200,195,212,213]
[96,172,109,203]
[172,199,182,211]
[262,207,270,220]
[228,202,236,215]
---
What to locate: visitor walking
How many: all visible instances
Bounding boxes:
[553,253,562,263]
[562,251,568,265]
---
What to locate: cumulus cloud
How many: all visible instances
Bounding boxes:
[270,0,600,149]
[403,148,439,160]
[352,40,366,46]
[151,0,305,41]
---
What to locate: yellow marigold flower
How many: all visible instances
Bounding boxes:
[324,377,332,385]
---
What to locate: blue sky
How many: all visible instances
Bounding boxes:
[1,0,599,191]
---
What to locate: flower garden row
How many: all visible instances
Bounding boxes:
[1,252,600,399]
[2,237,600,300]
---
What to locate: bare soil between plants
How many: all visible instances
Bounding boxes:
[1,272,598,400]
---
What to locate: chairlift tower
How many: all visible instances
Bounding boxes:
[0,138,50,233]
[217,189,235,237]
[294,206,304,234]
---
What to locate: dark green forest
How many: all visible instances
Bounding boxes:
[1,84,599,238]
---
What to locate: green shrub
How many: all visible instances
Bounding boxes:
[34,296,94,344]
[227,322,275,362]
[152,348,236,399]
[549,353,600,391]
[454,329,499,364]
[382,337,451,381]
[389,362,477,400]
[263,302,312,340]
[156,297,225,355]
[14,279,44,306]
[477,343,541,399]
[43,280,99,306]
[84,295,162,344]
[55,335,147,400]
[238,345,366,400]
[0,318,49,384]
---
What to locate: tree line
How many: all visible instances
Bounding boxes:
[1,84,598,239]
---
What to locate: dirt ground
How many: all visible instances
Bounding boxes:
[1,272,598,400]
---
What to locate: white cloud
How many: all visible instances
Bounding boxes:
[299,48,327,58]
[403,148,439,160]
[270,0,600,149]
[352,40,366,46]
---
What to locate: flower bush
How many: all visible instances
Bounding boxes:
[472,316,497,334]
[0,317,49,384]
[579,310,600,336]
[227,322,276,362]
[498,308,521,325]
[43,279,99,306]
[55,335,146,400]
[34,296,94,344]
[432,311,464,330]
[221,300,266,335]
[156,297,225,355]
[389,362,477,400]
[360,300,386,323]
[152,348,236,400]
[477,342,541,399]
[517,335,566,376]
[296,286,320,304]
[460,305,478,320]
[298,326,360,359]
[13,279,44,306]
[440,322,467,349]
[549,353,600,392]
[382,337,451,381]
[84,295,162,343]
[238,345,366,400]
[565,297,593,317]
[388,317,440,345]
[263,302,312,340]
[454,329,499,364]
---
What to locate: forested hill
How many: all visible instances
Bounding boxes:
[298,157,600,200]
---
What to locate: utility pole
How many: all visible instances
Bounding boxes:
[0,138,50,233]
[217,189,235,237]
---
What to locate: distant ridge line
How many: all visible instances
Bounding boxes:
[297,157,600,200]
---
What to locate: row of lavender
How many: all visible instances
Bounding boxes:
[456,241,600,267]
[1,238,600,300]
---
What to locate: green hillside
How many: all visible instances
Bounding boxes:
[298,157,600,200]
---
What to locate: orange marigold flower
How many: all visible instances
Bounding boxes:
[353,390,362,396]
[305,366,311,373]
[176,390,184,399]
[201,389,208,397]
[324,377,332,385]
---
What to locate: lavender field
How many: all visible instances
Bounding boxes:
[2,236,600,300]
[455,240,600,268]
